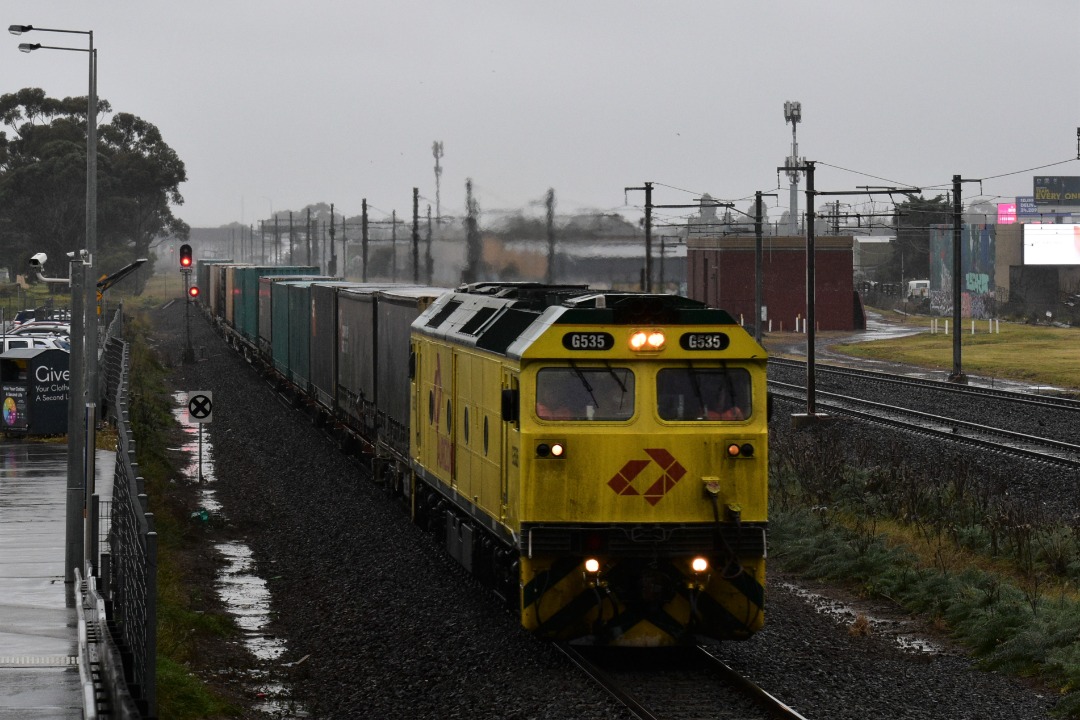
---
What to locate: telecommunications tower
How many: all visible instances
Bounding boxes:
[783,101,803,235]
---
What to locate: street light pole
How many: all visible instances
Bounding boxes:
[11,23,98,582]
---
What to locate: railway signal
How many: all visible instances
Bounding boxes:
[188,285,200,300]
[179,243,192,268]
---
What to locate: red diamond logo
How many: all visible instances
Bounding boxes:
[607,449,687,506]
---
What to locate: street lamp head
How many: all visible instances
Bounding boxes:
[18,43,40,53]
[8,24,32,35]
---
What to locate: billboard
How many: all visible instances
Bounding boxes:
[1033,177,1080,206]
[997,203,1016,225]
[1023,224,1080,265]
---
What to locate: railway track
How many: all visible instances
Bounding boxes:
[769,357,1080,410]
[768,380,1080,469]
[558,644,811,720]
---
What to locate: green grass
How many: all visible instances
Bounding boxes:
[124,312,243,719]
[770,422,1080,716]
[793,312,1080,391]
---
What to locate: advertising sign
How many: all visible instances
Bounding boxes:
[1023,224,1080,265]
[997,203,1016,225]
[1033,177,1080,206]
[2,383,27,431]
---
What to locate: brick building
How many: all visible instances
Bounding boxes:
[687,235,861,331]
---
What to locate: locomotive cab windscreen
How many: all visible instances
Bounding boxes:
[534,366,634,421]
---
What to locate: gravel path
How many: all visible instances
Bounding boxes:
[151,299,1059,719]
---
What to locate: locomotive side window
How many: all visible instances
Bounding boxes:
[657,367,752,421]
[535,366,634,421]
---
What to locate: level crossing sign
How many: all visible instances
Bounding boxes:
[186,391,213,424]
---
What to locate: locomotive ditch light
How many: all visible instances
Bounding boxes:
[691,557,709,573]
[629,330,665,352]
[583,557,607,588]
[536,441,566,459]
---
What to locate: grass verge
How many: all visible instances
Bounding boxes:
[771,421,1080,716]
[830,314,1080,391]
[125,312,243,719]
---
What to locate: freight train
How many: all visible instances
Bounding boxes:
[196,261,770,647]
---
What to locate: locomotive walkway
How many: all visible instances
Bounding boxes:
[0,440,112,719]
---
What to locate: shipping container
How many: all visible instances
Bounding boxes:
[234,266,320,341]
[310,282,389,413]
[376,286,447,456]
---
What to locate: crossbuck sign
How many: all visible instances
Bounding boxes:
[186,391,213,424]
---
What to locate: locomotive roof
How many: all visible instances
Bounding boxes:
[413,282,742,357]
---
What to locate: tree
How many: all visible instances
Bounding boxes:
[98,112,189,292]
[884,194,951,282]
[0,88,187,293]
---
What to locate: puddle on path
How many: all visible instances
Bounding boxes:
[782,582,945,655]
[172,393,309,718]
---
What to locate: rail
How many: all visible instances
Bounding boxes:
[769,382,1080,469]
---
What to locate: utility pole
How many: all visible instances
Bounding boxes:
[545,188,556,285]
[433,141,444,223]
[341,212,347,278]
[753,190,778,344]
[805,161,818,416]
[391,210,398,282]
[948,175,978,384]
[464,178,481,284]
[329,203,337,276]
[625,181,653,291]
[306,209,312,266]
[362,198,369,282]
[425,205,433,284]
[412,188,420,283]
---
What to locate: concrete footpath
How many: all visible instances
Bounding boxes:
[0,440,112,719]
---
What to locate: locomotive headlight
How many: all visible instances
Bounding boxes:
[629,330,666,352]
[584,558,601,574]
[691,557,709,573]
[550,442,565,458]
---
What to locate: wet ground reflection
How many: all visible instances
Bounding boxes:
[171,393,308,718]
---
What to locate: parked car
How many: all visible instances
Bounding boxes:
[10,321,70,337]
[11,309,36,327]
[1,334,68,353]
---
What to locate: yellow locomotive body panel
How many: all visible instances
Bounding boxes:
[410,287,768,646]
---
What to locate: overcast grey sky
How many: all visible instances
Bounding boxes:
[6,1,1078,229]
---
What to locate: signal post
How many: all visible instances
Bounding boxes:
[180,243,196,363]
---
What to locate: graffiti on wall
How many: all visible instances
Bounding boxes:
[929,224,996,319]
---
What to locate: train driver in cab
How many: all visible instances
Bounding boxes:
[536,380,578,420]
[707,382,745,421]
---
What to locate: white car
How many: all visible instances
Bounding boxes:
[1,334,69,353]
[10,321,70,337]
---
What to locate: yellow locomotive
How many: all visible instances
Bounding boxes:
[410,283,768,646]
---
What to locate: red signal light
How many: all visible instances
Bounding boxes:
[179,243,193,268]
[188,285,200,299]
